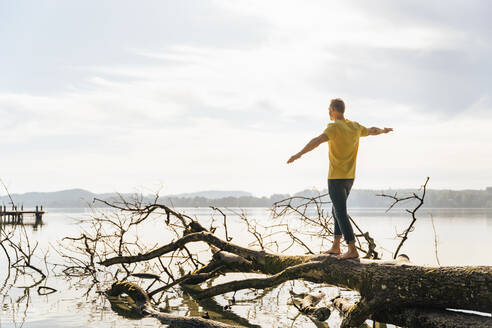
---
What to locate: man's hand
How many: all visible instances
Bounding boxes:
[287,153,301,164]
[368,127,394,136]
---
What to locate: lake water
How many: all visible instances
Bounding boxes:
[0,207,491,328]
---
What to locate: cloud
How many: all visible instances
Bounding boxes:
[0,0,270,94]
[1,0,491,194]
[216,0,492,116]
[312,46,492,116]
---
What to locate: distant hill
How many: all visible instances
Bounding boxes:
[1,188,492,209]
[0,189,95,208]
[0,189,254,208]
[0,189,136,208]
[168,190,253,199]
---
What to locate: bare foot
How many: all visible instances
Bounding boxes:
[323,246,341,255]
[337,249,359,260]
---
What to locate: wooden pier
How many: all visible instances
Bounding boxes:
[0,205,45,227]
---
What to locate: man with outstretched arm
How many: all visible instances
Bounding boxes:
[287,98,393,259]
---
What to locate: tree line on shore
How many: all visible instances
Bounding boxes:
[2,187,492,208]
[163,188,492,208]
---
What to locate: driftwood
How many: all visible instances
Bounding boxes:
[100,231,492,327]
[333,296,492,328]
[290,290,331,322]
[106,281,236,328]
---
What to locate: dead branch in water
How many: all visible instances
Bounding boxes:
[57,180,492,328]
[271,191,379,259]
[377,177,430,259]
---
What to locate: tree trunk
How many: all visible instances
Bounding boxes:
[333,296,492,328]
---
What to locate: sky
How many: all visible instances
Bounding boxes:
[1,0,491,196]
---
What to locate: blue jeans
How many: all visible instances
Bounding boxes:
[328,179,355,244]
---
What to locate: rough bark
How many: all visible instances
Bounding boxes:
[333,296,492,328]
[106,281,239,328]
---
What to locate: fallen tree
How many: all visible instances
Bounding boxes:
[99,230,492,327]
[60,180,492,327]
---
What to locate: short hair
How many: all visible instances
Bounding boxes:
[330,98,345,113]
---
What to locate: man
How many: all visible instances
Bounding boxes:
[287,98,393,259]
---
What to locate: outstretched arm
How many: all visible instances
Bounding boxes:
[367,127,393,136]
[287,133,328,164]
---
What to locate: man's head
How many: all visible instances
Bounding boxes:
[329,98,345,121]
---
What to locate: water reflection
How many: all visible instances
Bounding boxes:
[0,208,491,327]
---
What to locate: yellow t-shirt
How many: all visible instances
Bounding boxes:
[323,119,369,179]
